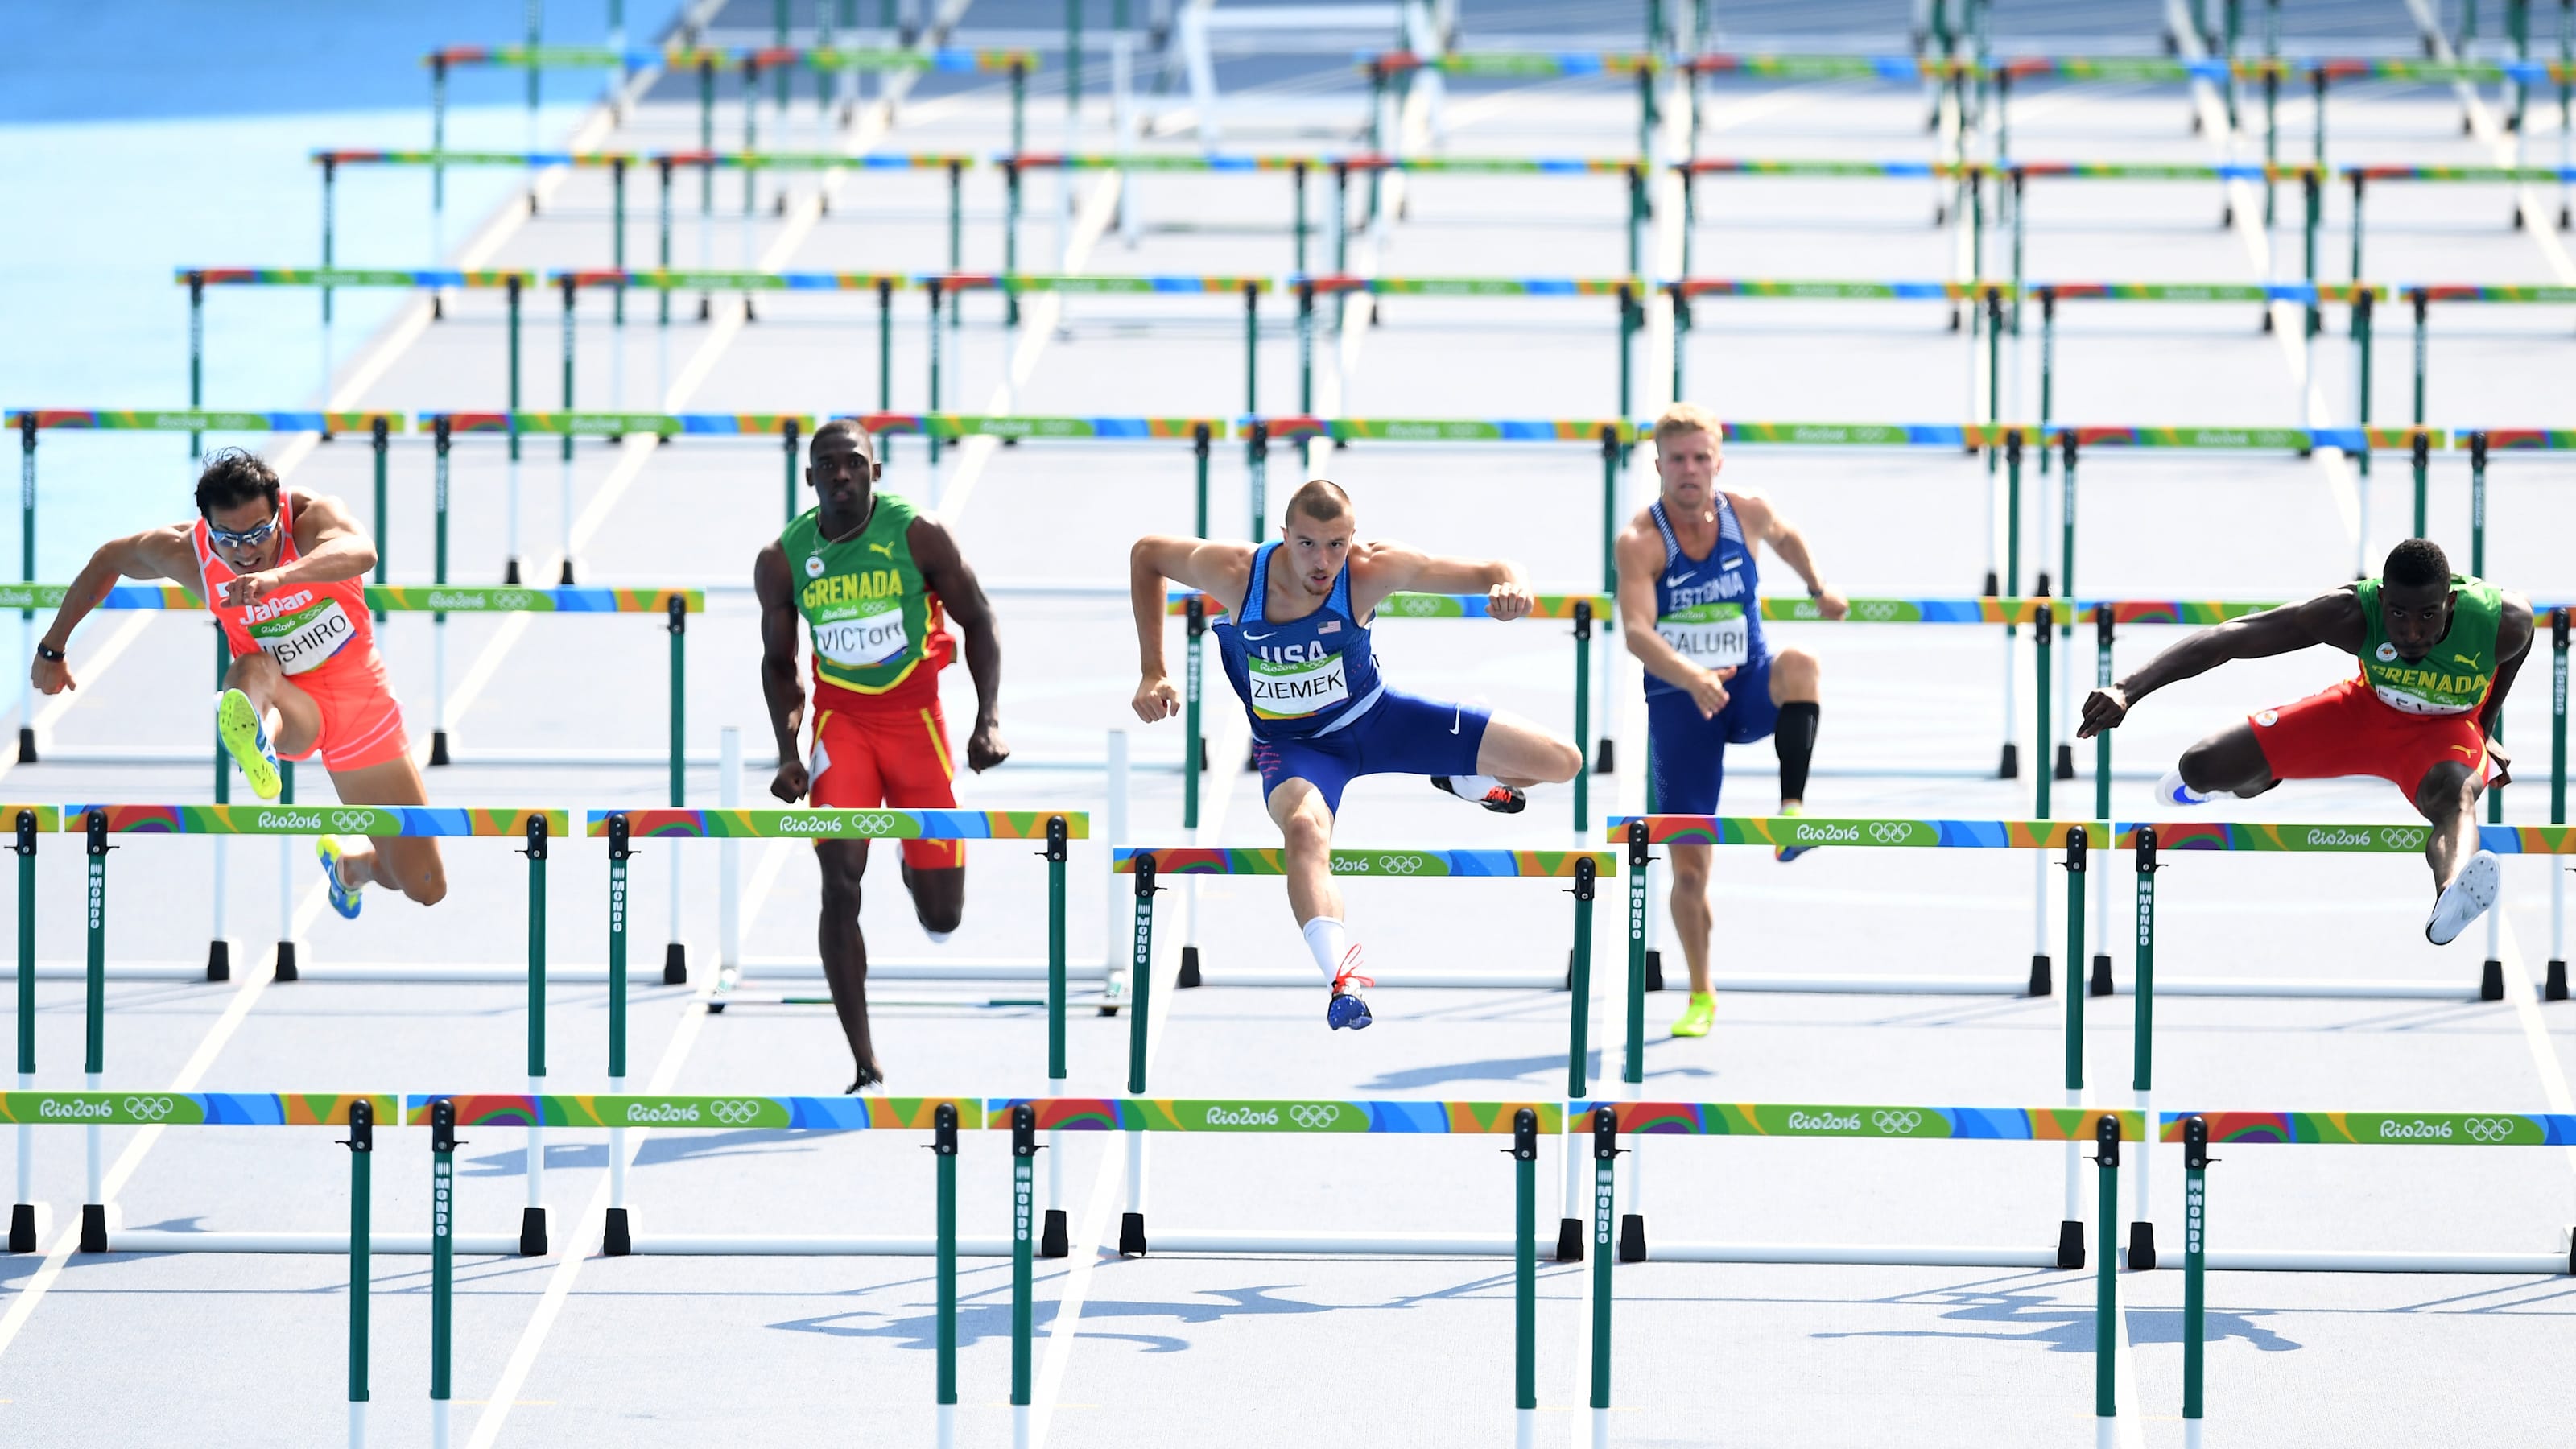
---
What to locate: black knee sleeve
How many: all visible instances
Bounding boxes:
[1774,701,1821,803]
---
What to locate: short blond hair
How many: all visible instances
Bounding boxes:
[1653,402,1724,452]
[1285,477,1352,526]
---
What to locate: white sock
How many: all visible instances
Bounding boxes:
[1443,773,1501,799]
[1301,915,1350,985]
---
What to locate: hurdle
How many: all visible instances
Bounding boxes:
[2118,818,2576,1005]
[56,806,564,1253]
[2346,164,2576,279]
[1,1092,389,1441]
[1290,275,1645,417]
[1000,152,1657,279]
[2375,289,2576,522]
[1569,1103,2136,1445]
[179,267,530,398]
[851,412,1230,506]
[2170,1107,2576,1286]
[2450,429,2576,586]
[1167,589,1612,834]
[419,409,800,584]
[411,1093,978,1443]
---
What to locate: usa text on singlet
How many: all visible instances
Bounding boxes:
[1214,541,1386,738]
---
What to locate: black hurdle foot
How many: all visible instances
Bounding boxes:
[520,1206,548,1257]
[1117,1211,1147,1257]
[603,1208,632,1257]
[206,939,231,983]
[2054,742,2075,780]
[1556,1216,1585,1262]
[663,942,687,985]
[1041,1208,1069,1258]
[504,558,522,585]
[2055,1219,2084,1269]
[1594,738,1615,774]
[1997,741,2019,780]
[429,729,452,766]
[2028,954,2051,997]
[274,941,299,983]
[8,1203,34,1253]
[1617,1213,1646,1263]
[1178,945,1202,988]
[79,1203,106,1254]
[2481,959,2505,1001]
[15,726,32,763]
[2089,953,2114,997]
[2548,960,2568,1002]
[2128,1220,2157,1271]
[1645,949,1666,993]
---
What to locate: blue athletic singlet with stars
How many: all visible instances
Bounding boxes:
[1642,493,1768,700]
[1215,541,1387,739]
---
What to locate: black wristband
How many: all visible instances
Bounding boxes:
[34,644,64,663]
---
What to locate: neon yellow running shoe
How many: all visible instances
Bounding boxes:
[1774,800,1814,863]
[316,836,363,920]
[1671,992,1715,1038]
[216,688,280,800]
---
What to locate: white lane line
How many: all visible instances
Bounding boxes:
[0,873,333,1364]
[0,609,156,784]
[2400,0,2576,285]
[2495,917,2576,1188]
[931,167,1128,526]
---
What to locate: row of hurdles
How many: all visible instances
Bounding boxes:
[9,1090,2566,1447]
[10,806,2574,1272]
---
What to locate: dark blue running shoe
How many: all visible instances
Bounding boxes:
[1327,990,1373,1030]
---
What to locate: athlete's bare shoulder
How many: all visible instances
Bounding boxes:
[126,522,202,586]
[2293,584,2369,654]
[288,490,362,539]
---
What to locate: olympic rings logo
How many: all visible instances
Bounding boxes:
[1870,1109,1922,1135]
[1371,855,1425,875]
[122,1096,175,1121]
[492,591,535,610]
[709,1099,762,1126]
[1393,595,1443,616]
[2379,827,2429,850]
[332,810,381,832]
[2463,1117,2517,1143]
[1856,601,1899,621]
[1867,821,1916,844]
[1288,1104,1342,1129]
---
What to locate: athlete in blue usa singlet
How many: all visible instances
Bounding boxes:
[1129,481,1584,1032]
[1616,408,1845,1039]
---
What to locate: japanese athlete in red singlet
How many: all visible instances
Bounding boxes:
[30,448,445,919]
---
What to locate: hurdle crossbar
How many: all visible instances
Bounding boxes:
[59,806,564,1253]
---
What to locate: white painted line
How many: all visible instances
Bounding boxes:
[2495,916,2576,1192]
[0,610,156,785]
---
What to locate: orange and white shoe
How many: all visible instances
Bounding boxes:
[1327,945,1375,1030]
[1432,775,1525,815]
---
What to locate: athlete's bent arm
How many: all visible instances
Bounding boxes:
[909,517,1009,771]
[31,526,200,696]
[1612,522,1730,717]
[2079,589,2362,738]
[224,493,378,609]
[1731,490,1846,620]
[2479,596,2537,785]
[1346,542,1532,621]
[754,542,812,802]
[1128,535,1253,722]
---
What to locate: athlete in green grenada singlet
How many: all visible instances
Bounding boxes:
[2079,539,2535,947]
[755,422,1009,1090]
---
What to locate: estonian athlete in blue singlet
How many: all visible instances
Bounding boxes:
[1615,404,1847,1039]
[1129,480,1584,1030]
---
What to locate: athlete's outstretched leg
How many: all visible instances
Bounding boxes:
[324,754,448,906]
[2416,759,2500,944]
[1768,646,1823,809]
[815,839,885,1088]
[2160,720,2278,804]
[1267,778,1370,1028]
[1666,843,1715,995]
[1470,710,1583,787]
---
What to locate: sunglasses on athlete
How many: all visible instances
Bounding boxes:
[206,514,281,549]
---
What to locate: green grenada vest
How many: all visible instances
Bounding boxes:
[2353,573,2503,716]
[781,493,940,696]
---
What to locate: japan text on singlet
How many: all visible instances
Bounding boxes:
[2352,573,2504,716]
[193,490,374,675]
[1214,542,1385,738]
[1641,493,1765,700]
[782,493,952,700]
